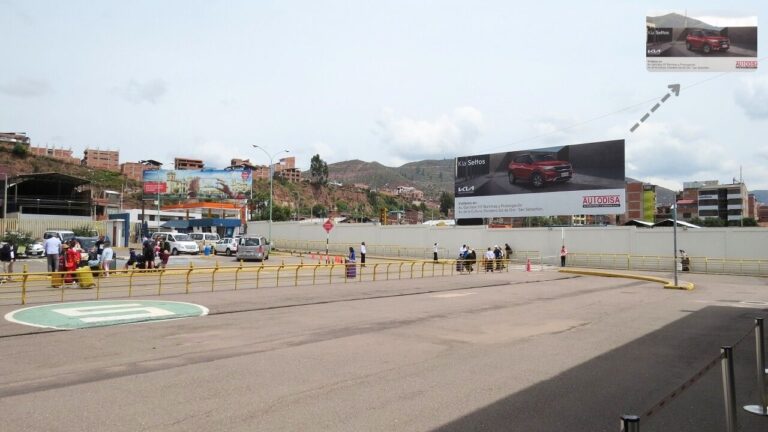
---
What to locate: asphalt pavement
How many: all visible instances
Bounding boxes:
[1,270,767,431]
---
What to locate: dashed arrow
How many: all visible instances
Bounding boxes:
[630,84,681,132]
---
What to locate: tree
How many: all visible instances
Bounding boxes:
[12,143,28,157]
[439,191,453,215]
[702,218,725,227]
[310,154,329,185]
[741,217,758,227]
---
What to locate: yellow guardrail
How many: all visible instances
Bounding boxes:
[0,258,520,306]
[567,253,768,277]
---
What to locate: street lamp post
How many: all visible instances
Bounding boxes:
[252,145,289,242]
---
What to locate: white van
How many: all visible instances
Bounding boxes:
[189,232,220,250]
[151,232,200,255]
[236,235,270,261]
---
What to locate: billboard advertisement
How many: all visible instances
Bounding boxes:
[454,140,625,219]
[646,11,758,72]
[142,169,252,200]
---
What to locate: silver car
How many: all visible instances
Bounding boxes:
[235,236,270,261]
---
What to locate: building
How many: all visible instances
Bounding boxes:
[758,205,768,226]
[395,186,425,202]
[174,157,204,170]
[622,182,656,223]
[273,157,301,183]
[747,194,759,220]
[0,132,31,148]
[697,182,749,225]
[83,149,120,171]
[121,160,162,182]
[30,145,81,164]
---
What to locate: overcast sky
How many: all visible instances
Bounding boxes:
[1,1,766,191]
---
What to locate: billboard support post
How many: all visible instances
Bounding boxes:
[673,197,678,286]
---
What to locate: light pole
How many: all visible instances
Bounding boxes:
[252,145,289,242]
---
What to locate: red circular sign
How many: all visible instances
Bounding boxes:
[322,219,334,233]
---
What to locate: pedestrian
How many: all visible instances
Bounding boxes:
[433,242,439,262]
[680,249,690,272]
[346,246,356,279]
[64,243,80,284]
[43,234,62,273]
[467,248,476,273]
[505,243,513,265]
[95,235,105,259]
[0,241,15,280]
[494,245,503,271]
[142,240,155,270]
[484,247,495,272]
[101,242,114,277]
[560,245,568,267]
[348,246,356,263]
[360,241,366,267]
[160,236,171,269]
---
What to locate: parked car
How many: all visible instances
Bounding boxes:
[189,232,221,250]
[43,230,76,243]
[236,235,270,261]
[508,154,573,188]
[151,232,200,255]
[25,242,44,257]
[686,29,729,54]
[213,238,239,256]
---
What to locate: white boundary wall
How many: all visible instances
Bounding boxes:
[248,221,768,261]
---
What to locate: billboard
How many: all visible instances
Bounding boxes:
[454,140,625,219]
[142,169,252,200]
[646,11,758,72]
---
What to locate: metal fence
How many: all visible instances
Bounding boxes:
[567,253,768,277]
[0,257,529,306]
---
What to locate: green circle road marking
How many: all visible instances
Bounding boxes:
[5,300,209,330]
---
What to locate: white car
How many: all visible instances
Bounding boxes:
[151,232,200,255]
[25,242,45,257]
[213,238,239,256]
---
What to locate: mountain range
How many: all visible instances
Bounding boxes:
[646,13,720,30]
[326,159,454,199]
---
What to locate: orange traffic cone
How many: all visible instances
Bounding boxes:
[525,258,531,272]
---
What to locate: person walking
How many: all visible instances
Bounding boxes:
[505,243,513,266]
[360,241,366,267]
[433,242,439,262]
[0,241,15,280]
[101,242,114,277]
[560,245,568,267]
[44,234,62,273]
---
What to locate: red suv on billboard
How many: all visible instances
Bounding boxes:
[686,30,730,54]
[508,154,572,188]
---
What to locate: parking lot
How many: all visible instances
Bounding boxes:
[1,268,767,431]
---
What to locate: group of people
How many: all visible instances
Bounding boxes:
[126,237,171,270]
[42,234,114,280]
[456,243,513,273]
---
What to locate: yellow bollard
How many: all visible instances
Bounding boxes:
[186,263,194,294]
[129,268,135,297]
[211,261,220,292]
[235,260,243,290]
[294,264,302,287]
[158,268,165,295]
[21,265,28,305]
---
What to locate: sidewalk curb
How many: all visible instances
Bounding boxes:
[559,268,695,291]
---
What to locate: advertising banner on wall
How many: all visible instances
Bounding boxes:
[142,169,252,200]
[646,11,758,72]
[454,140,625,219]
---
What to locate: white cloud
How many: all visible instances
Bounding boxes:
[734,76,768,120]
[181,141,233,169]
[625,122,738,188]
[0,78,52,97]
[115,79,167,104]
[374,107,484,162]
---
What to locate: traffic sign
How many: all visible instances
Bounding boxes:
[323,218,334,233]
[4,300,209,330]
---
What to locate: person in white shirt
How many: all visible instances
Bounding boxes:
[101,242,114,277]
[43,236,62,272]
[433,242,438,261]
[360,242,367,267]
[484,247,495,272]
